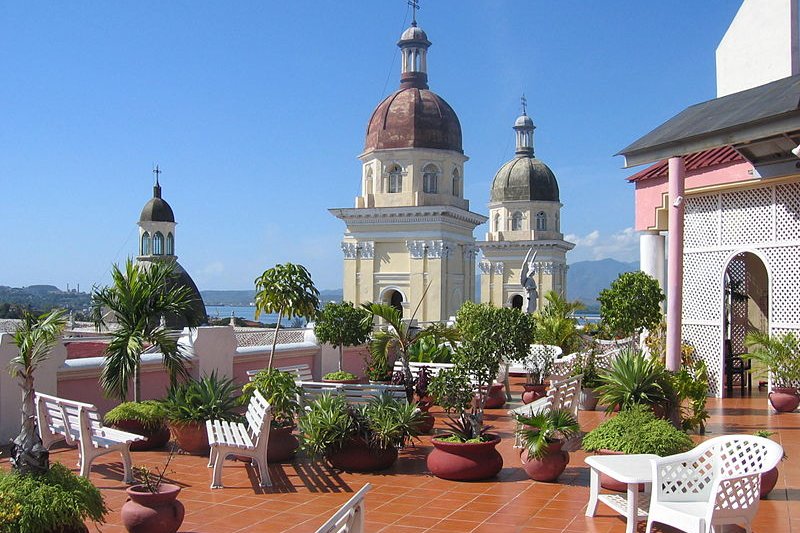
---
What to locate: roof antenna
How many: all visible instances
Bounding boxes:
[408,0,419,27]
[521,94,528,116]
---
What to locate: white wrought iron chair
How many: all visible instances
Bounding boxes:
[645,434,783,533]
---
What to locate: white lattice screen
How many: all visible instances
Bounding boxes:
[682,181,800,397]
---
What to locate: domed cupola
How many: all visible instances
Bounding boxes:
[490,110,560,203]
[139,174,175,223]
[364,17,462,154]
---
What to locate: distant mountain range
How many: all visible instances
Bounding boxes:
[201,289,343,306]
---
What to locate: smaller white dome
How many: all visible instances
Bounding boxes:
[400,25,429,42]
[515,114,534,128]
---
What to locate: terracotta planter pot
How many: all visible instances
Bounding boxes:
[268,425,300,462]
[427,435,503,481]
[326,437,398,472]
[595,450,645,492]
[579,388,600,411]
[761,466,779,498]
[121,483,185,533]
[521,384,547,404]
[769,387,800,412]
[322,378,361,384]
[48,526,89,533]
[169,421,209,455]
[480,384,506,409]
[112,419,170,451]
[521,440,570,482]
[416,405,435,434]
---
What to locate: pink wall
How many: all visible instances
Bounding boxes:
[232,349,320,384]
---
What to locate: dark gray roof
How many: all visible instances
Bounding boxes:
[139,184,175,223]
[490,156,559,203]
[619,74,800,165]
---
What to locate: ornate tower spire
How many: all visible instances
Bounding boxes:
[514,95,536,157]
[153,164,162,198]
[398,1,431,89]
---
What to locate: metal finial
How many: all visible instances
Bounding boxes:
[521,94,528,116]
[153,164,162,186]
[408,0,419,26]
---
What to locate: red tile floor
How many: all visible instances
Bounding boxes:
[3,382,798,532]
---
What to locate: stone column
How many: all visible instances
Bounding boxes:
[640,230,666,304]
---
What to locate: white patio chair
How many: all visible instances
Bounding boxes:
[315,483,372,533]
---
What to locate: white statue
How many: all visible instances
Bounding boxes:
[519,248,538,313]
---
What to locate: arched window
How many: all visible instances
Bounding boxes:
[166,233,174,255]
[364,167,374,196]
[452,168,460,196]
[141,232,151,256]
[493,213,500,232]
[536,212,547,231]
[153,232,164,255]
[511,212,523,231]
[423,164,438,193]
[388,165,402,193]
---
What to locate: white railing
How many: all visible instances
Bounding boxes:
[234,327,307,348]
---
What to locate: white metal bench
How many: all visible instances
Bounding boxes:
[35,392,144,483]
[247,363,314,382]
[206,389,273,489]
[509,374,582,448]
[392,361,454,379]
[315,483,372,533]
[297,381,407,408]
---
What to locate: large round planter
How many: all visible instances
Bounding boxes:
[112,419,170,451]
[481,384,506,409]
[323,378,361,384]
[595,450,645,492]
[48,526,89,533]
[522,384,547,404]
[761,466,779,498]
[121,483,185,533]
[427,435,503,481]
[268,425,299,463]
[769,387,800,412]
[416,403,435,434]
[521,441,569,482]
[579,388,600,411]
[326,438,398,472]
[169,421,209,455]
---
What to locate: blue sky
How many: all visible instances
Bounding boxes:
[1,1,742,292]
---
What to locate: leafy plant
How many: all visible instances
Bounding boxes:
[595,348,674,413]
[132,448,176,493]
[323,370,359,381]
[242,368,302,427]
[571,351,602,389]
[533,291,584,354]
[744,331,800,387]
[162,372,241,425]
[582,404,693,456]
[104,400,168,431]
[91,259,202,402]
[8,309,67,474]
[254,262,320,368]
[0,462,107,533]
[598,271,664,338]
[364,352,393,382]
[314,301,372,372]
[298,393,422,458]
[407,330,455,363]
[671,359,710,433]
[515,409,580,460]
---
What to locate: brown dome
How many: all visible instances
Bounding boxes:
[365,88,462,153]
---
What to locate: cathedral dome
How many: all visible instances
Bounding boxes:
[139,183,175,222]
[365,88,462,153]
[400,25,429,44]
[490,156,560,202]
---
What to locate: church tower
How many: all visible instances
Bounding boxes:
[137,167,207,327]
[477,106,574,309]
[330,14,486,322]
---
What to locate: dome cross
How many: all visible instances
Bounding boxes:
[408,0,419,27]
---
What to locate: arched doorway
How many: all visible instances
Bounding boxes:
[510,294,523,310]
[722,251,769,397]
[383,289,404,315]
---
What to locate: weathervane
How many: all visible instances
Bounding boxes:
[521,94,528,116]
[408,0,419,27]
[153,164,162,185]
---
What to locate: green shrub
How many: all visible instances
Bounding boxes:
[162,372,241,425]
[582,405,693,456]
[596,348,674,412]
[242,368,302,428]
[104,400,167,431]
[314,301,372,372]
[598,271,664,338]
[0,463,107,533]
[323,371,359,381]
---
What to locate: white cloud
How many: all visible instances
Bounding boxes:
[566,227,639,263]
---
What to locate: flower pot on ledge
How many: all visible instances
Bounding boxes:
[769,387,799,412]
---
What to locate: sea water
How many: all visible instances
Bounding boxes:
[205,305,298,326]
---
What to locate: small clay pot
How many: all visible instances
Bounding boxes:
[522,384,547,404]
[121,483,184,533]
[521,440,569,482]
[769,387,800,412]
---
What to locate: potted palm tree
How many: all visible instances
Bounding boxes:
[744,331,800,412]
[314,301,372,383]
[515,409,580,482]
[254,262,320,369]
[241,368,303,461]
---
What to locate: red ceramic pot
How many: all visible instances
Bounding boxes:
[121,483,185,533]
[267,425,300,462]
[481,384,506,409]
[169,421,209,455]
[522,384,547,404]
[112,419,170,451]
[416,404,435,434]
[595,450,645,492]
[521,440,569,482]
[769,387,800,412]
[761,466,779,498]
[326,437,398,472]
[427,435,503,481]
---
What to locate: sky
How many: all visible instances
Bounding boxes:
[1,1,743,292]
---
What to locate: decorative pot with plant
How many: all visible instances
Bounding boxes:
[522,346,555,404]
[744,331,800,412]
[582,404,694,491]
[322,370,360,384]
[571,351,602,410]
[121,451,184,533]
[0,462,107,533]
[162,372,241,454]
[392,365,436,433]
[753,430,786,498]
[315,301,372,378]
[515,408,580,482]
[242,368,303,462]
[299,392,423,472]
[104,401,170,451]
[595,347,675,417]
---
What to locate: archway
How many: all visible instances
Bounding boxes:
[382,289,404,315]
[510,294,523,310]
[722,251,769,397]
